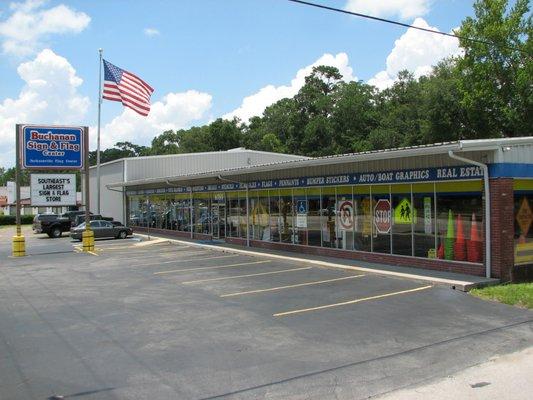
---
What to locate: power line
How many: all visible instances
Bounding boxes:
[287,0,530,56]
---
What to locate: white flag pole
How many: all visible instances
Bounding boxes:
[96,48,103,215]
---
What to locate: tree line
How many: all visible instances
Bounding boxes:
[1,0,531,183]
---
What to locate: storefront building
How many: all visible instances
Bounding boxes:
[104,139,533,281]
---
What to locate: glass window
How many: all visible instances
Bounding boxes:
[436,181,483,263]
[372,184,391,254]
[413,183,436,258]
[257,190,270,241]
[269,189,280,242]
[226,192,239,237]
[307,187,322,247]
[128,195,144,227]
[193,194,210,234]
[514,183,533,266]
[354,185,372,252]
[238,191,248,239]
[279,189,294,243]
[173,194,191,232]
[336,186,354,250]
[391,184,412,256]
[321,187,336,248]
[293,188,307,245]
[249,190,264,240]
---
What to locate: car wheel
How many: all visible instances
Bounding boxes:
[51,227,62,238]
[118,230,127,239]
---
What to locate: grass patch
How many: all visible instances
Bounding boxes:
[471,283,533,309]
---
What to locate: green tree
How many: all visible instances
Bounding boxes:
[456,0,532,137]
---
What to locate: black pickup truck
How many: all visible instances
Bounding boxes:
[32,213,73,238]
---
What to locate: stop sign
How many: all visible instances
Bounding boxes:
[374,199,391,234]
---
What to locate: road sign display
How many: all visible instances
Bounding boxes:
[30,174,76,206]
[296,200,307,214]
[337,200,354,230]
[394,198,413,224]
[374,199,391,234]
[21,125,84,169]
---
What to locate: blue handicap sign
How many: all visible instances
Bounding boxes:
[21,125,84,169]
[297,200,307,214]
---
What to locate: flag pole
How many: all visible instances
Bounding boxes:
[96,48,103,215]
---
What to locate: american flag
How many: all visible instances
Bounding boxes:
[102,59,154,116]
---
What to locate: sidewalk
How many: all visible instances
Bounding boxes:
[375,346,533,400]
[133,232,499,291]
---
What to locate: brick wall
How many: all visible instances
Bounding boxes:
[489,178,515,281]
[226,237,485,276]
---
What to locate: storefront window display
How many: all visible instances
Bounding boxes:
[391,184,412,256]
[306,188,322,247]
[336,186,354,250]
[513,180,533,266]
[321,187,336,248]
[412,183,436,258]
[372,185,391,254]
[269,189,280,242]
[226,191,239,237]
[435,181,483,263]
[128,176,485,264]
[353,185,372,253]
[293,188,307,245]
[279,189,294,244]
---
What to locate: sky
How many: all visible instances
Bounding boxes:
[0,0,477,168]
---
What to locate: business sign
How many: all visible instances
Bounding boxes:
[127,165,488,196]
[374,199,391,234]
[30,174,76,206]
[21,125,84,169]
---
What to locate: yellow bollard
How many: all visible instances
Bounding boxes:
[82,229,95,252]
[12,235,26,257]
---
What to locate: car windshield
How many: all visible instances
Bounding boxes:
[76,222,85,229]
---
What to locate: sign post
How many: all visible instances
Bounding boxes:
[12,124,25,257]
[13,124,92,256]
[81,126,94,252]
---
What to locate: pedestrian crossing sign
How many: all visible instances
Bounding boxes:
[394,198,416,224]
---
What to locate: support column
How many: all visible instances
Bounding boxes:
[489,178,514,281]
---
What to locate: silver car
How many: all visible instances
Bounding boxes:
[70,220,133,241]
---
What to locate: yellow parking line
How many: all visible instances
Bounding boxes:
[273,285,433,317]
[220,275,365,297]
[182,267,312,284]
[154,260,271,275]
[137,254,239,267]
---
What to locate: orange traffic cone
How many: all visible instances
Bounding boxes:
[467,213,481,263]
[454,214,466,261]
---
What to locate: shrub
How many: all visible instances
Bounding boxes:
[0,215,34,225]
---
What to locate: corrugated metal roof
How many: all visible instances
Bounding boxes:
[107,137,533,188]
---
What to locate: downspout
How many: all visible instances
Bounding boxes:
[448,149,491,278]
[218,175,250,247]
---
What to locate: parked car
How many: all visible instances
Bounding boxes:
[73,214,113,227]
[61,210,91,227]
[32,213,72,238]
[70,220,133,241]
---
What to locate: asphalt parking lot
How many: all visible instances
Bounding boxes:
[1,227,532,399]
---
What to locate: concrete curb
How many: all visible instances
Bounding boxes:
[134,233,497,291]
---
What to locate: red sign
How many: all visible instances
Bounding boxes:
[374,199,391,234]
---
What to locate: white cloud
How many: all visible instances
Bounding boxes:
[0,49,90,167]
[368,18,461,90]
[0,0,90,56]
[224,52,356,122]
[93,90,212,150]
[345,0,430,20]
[143,28,160,37]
